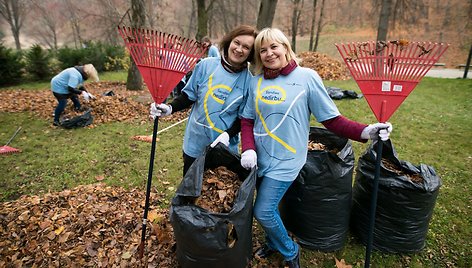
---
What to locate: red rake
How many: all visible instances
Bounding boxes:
[1,127,22,155]
[117,26,207,258]
[335,40,448,268]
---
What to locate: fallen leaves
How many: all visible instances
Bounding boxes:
[0,81,190,126]
[0,183,177,267]
[298,51,351,81]
[195,166,242,213]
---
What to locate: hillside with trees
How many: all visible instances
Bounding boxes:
[1,0,470,67]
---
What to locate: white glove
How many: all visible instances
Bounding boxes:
[210,132,230,148]
[150,103,172,119]
[361,122,393,141]
[241,149,257,169]
[81,91,96,102]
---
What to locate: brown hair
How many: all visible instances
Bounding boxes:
[219,25,258,64]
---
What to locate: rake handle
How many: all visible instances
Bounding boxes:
[364,137,383,268]
[138,117,159,258]
[5,127,22,146]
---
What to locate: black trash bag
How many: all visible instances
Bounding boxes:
[102,90,115,96]
[326,87,363,100]
[350,139,442,253]
[326,86,345,100]
[170,143,257,268]
[279,127,354,251]
[60,109,93,129]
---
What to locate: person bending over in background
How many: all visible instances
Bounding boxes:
[239,28,393,268]
[150,25,258,176]
[50,64,99,126]
[201,36,221,58]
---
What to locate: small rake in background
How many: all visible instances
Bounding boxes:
[0,127,22,155]
[336,40,448,268]
[117,25,207,258]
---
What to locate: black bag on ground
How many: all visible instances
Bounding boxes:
[351,140,441,253]
[170,144,257,268]
[279,127,354,251]
[61,109,93,129]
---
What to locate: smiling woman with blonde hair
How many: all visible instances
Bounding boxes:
[239,27,393,268]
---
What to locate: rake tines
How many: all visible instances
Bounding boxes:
[335,40,448,123]
[337,40,449,82]
[118,25,207,103]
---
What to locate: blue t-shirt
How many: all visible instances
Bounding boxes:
[241,66,340,182]
[182,57,251,158]
[208,45,220,58]
[51,67,84,94]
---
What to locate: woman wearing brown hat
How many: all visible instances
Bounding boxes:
[50,64,99,126]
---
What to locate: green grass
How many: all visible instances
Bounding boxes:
[0,72,471,267]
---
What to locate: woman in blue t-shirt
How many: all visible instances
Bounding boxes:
[50,64,99,126]
[150,25,258,175]
[239,28,393,268]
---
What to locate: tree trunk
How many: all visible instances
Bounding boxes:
[127,0,146,91]
[256,0,278,30]
[376,0,392,42]
[290,0,303,53]
[0,0,26,50]
[313,0,325,52]
[196,0,208,40]
[308,0,317,51]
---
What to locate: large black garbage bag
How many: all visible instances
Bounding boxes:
[60,109,93,129]
[170,144,257,268]
[280,127,354,251]
[351,140,441,253]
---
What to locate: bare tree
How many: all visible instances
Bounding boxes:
[30,0,61,50]
[313,0,325,51]
[196,0,216,40]
[256,0,278,29]
[126,0,145,91]
[290,0,303,52]
[0,0,28,49]
[376,0,393,42]
[308,0,317,51]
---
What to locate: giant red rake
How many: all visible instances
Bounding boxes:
[336,40,448,267]
[118,26,207,258]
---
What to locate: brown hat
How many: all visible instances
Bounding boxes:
[83,64,99,82]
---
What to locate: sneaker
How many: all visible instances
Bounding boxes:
[53,120,61,126]
[254,244,276,259]
[285,248,300,268]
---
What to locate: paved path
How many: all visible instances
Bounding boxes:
[425,68,471,79]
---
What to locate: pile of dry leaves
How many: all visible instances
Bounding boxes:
[0,183,291,268]
[0,82,189,126]
[299,51,351,81]
[195,166,242,213]
[0,183,177,268]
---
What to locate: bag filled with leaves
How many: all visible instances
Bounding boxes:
[279,127,354,251]
[350,139,441,253]
[60,109,93,129]
[170,143,257,268]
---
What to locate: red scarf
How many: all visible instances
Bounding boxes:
[263,59,297,79]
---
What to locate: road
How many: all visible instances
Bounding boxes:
[425,68,471,79]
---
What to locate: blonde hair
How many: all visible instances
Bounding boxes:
[253,28,300,76]
[83,64,99,82]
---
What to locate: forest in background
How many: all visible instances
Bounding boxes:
[1,0,471,67]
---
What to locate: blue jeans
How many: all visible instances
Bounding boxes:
[254,177,299,261]
[53,92,81,121]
